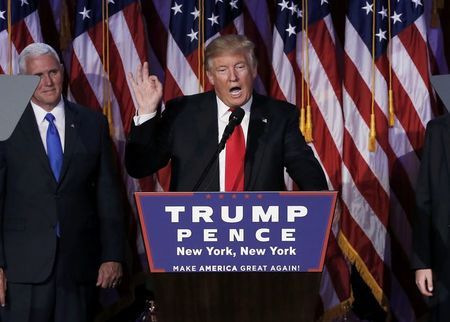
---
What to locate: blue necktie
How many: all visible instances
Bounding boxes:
[45,113,63,181]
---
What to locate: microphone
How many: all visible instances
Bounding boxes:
[217,107,245,152]
[193,107,245,191]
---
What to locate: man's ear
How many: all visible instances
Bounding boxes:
[206,70,215,86]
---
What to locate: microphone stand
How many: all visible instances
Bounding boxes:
[192,145,222,191]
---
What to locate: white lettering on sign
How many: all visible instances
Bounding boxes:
[166,205,308,223]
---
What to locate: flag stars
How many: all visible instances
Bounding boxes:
[191,7,200,20]
[108,0,115,4]
[187,29,198,42]
[411,0,423,8]
[378,6,387,19]
[296,8,302,18]
[215,0,223,3]
[285,23,296,36]
[288,2,298,16]
[20,0,29,6]
[0,10,5,20]
[321,0,328,5]
[361,1,373,15]
[229,0,239,10]
[79,6,91,20]
[208,13,219,26]
[171,2,183,16]
[375,28,387,42]
[278,0,289,12]
[390,11,402,24]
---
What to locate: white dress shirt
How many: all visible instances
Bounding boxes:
[31,98,65,153]
[133,95,253,191]
[216,96,251,191]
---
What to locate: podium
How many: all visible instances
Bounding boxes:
[135,191,337,321]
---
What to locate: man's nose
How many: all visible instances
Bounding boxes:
[229,69,238,81]
[41,74,53,86]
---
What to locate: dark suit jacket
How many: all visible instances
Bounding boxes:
[0,99,124,284]
[412,114,450,271]
[125,91,327,191]
[412,114,450,318]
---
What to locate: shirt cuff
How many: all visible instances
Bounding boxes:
[133,112,157,126]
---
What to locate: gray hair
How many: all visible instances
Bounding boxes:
[18,43,61,74]
[204,34,257,71]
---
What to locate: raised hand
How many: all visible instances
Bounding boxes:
[128,62,163,115]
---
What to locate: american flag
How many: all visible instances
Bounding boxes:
[69,0,149,255]
[340,0,434,320]
[270,0,351,317]
[0,0,42,74]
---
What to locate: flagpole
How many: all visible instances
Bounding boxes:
[7,0,12,75]
[388,0,395,126]
[300,0,306,136]
[304,0,313,143]
[102,0,113,135]
[369,0,377,152]
[199,0,204,92]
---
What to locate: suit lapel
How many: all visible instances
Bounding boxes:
[58,100,79,184]
[194,92,220,191]
[18,105,55,181]
[245,93,269,190]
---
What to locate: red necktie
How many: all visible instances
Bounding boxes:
[225,123,245,191]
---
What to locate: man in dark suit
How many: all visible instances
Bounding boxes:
[413,113,450,322]
[0,43,124,322]
[125,34,326,192]
[125,35,327,321]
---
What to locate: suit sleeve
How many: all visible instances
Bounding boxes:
[125,101,178,179]
[411,122,437,270]
[97,116,125,263]
[283,107,328,191]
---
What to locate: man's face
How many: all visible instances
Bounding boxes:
[206,51,257,109]
[25,54,63,111]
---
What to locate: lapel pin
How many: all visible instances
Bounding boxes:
[70,123,75,128]
[262,118,268,123]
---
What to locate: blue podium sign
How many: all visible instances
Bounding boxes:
[135,191,337,273]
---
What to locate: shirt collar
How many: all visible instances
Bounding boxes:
[31,97,65,123]
[216,95,253,120]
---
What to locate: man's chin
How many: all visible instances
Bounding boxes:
[34,98,61,110]
[225,97,249,108]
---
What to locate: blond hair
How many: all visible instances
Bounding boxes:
[204,34,257,71]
